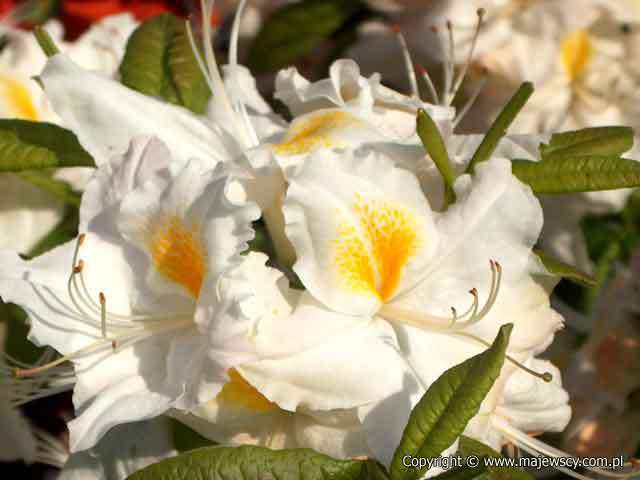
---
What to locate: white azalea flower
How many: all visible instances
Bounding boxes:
[58,417,177,480]
[219,145,566,467]
[0,136,260,452]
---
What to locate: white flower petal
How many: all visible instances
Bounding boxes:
[40,55,232,166]
[496,359,572,433]
[284,147,438,316]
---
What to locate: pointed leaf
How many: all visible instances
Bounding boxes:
[119,14,210,113]
[417,109,456,205]
[247,0,363,73]
[511,156,640,193]
[0,120,95,171]
[389,324,513,480]
[534,249,596,287]
[120,14,180,103]
[541,126,634,158]
[466,82,533,174]
[126,445,373,480]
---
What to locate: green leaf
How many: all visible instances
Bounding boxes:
[456,437,533,480]
[1,300,46,365]
[26,206,79,259]
[18,170,81,207]
[120,14,180,103]
[389,324,513,480]
[247,0,363,73]
[511,156,640,193]
[126,445,372,480]
[417,109,456,205]
[119,14,210,113]
[534,249,596,287]
[540,126,634,159]
[432,466,490,480]
[34,25,60,57]
[0,120,95,171]
[466,82,533,174]
[168,21,211,114]
[171,419,216,453]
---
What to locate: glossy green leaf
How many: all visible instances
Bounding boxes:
[417,109,456,205]
[389,324,513,480]
[511,156,640,193]
[534,249,596,287]
[120,14,210,113]
[247,0,362,73]
[540,126,634,159]
[0,120,95,171]
[466,82,533,174]
[126,445,373,480]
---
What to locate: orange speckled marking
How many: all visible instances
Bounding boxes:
[333,194,422,302]
[273,111,362,155]
[149,216,206,297]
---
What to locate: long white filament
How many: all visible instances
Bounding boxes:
[493,417,640,479]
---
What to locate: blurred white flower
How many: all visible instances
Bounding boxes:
[0,12,137,254]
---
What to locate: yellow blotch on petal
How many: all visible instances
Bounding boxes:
[561,30,592,81]
[149,216,206,298]
[333,194,422,302]
[273,111,362,156]
[0,76,39,120]
[217,368,277,413]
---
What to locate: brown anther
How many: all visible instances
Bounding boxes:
[111,340,118,351]
[477,7,486,18]
[451,307,457,316]
[415,63,427,75]
[469,287,478,296]
[78,233,86,245]
[494,261,502,273]
[446,20,453,30]
[489,259,495,268]
[430,25,439,33]
[73,259,85,274]
[99,292,106,305]
[390,23,401,34]
[542,372,553,383]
